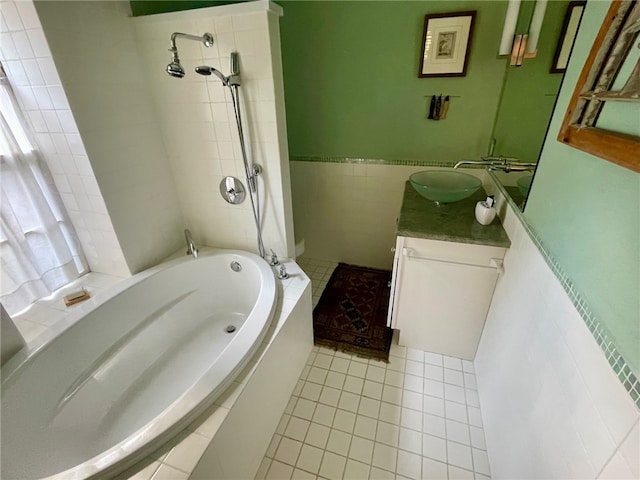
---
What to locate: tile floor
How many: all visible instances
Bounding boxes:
[256,258,491,480]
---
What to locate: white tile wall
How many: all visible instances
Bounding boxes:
[132,1,294,260]
[475,202,640,478]
[34,1,184,274]
[0,0,129,277]
[290,163,488,269]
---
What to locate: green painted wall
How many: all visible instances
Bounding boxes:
[491,0,570,163]
[525,1,640,373]
[279,1,509,162]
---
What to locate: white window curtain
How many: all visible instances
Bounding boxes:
[0,68,88,315]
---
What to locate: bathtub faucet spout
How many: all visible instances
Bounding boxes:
[184,229,198,259]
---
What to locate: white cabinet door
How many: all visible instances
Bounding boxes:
[393,237,505,360]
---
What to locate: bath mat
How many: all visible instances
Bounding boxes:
[313,263,393,362]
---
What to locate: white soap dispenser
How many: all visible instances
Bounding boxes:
[475,195,496,225]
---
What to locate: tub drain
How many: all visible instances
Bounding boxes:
[225,325,237,334]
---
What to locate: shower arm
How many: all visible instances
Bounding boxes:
[169,32,214,52]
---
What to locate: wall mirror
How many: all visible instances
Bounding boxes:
[489,0,586,210]
[558,0,640,172]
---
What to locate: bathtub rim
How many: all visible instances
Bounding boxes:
[1,248,277,480]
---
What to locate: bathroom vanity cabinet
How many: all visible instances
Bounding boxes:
[388,182,510,360]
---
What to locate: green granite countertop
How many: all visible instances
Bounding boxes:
[397,181,511,248]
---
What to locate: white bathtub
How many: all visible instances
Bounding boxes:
[1,249,277,479]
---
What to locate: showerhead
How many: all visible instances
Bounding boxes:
[195,65,229,86]
[166,50,185,78]
[166,32,213,79]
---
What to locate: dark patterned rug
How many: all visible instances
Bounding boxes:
[313,263,393,362]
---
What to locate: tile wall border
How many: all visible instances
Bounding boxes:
[489,171,640,410]
[290,155,464,169]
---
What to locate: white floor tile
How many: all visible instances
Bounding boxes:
[447,441,473,470]
[266,460,294,480]
[371,442,397,472]
[378,401,401,425]
[423,379,444,399]
[348,361,368,378]
[399,427,422,454]
[318,451,346,479]
[295,444,323,474]
[344,458,370,479]
[344,375,364,394]
[275,437,303,466]
[326,429,351,456]
[469,425,487,450]
[403,374,423,394]
[319,386,341,407]
[285,417,310,442]
[325,371,346,389]
[387,355,406,372]
[362,380,383,400]
[369,466,395,479]
[307,366,328,385]
[443,356,463,371]
[396,449,422,480]
[332,409,356,433]
[425,364,444,382]
[444,368,464,386]
[338,391,361,413]
[423,395,445,417]
[293,398,316,420]
[444,384,466,404]
[423,414,446,439]
[446,419,470,445]
[366,365,386,383]
[358,397,380,419]
[422,457,448,479]
[401,390,423,411]
[405,360,424,377]
[400,407,422,432]
[472,447,491,476]
[354,415,377,440]
[330,357,350,374]
[423,433,447,463]
[312,403,336,427]
[448,464,474,479]
[291,467,316,480]
[445,400,468,423]
[348,436,374,464]
[305,423,330,449]
[406,348,424,363]
[376,421,400,447]
[382,385,403,406]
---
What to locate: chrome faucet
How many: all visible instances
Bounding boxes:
[184,229,198,258]
[454,156,536,172]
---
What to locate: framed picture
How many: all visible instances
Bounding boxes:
[418,11,476,77]
[558,0,640,172]
[551,1,586,73]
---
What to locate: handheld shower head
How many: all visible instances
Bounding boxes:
[195,65,229,86]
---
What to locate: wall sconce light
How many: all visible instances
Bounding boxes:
[499,0,548,66]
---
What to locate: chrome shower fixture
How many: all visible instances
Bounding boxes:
[195,52,241,87]
[166,32,214,78]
